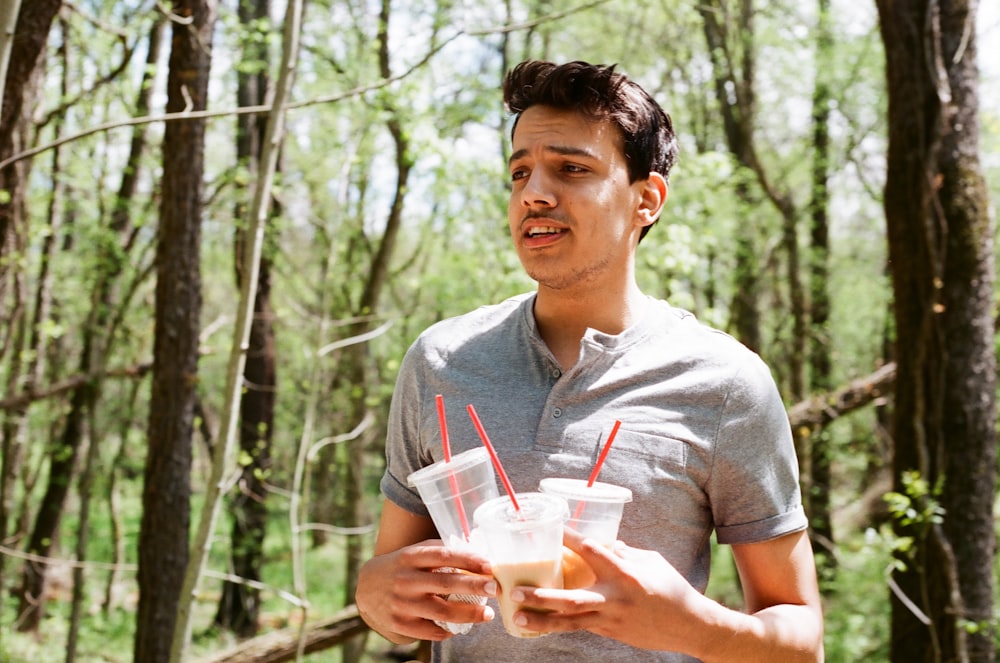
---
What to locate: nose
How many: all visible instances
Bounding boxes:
[518,169,556,208]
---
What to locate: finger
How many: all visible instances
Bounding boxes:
[388,613,455,641]
[511,585,606,614]
[511,597,600,635]
[421,593,496,626]
[395,566,495,602]
[397,541,493,574]
[387,591,494,639]
[561,531,621,577]
[431,567,499,602]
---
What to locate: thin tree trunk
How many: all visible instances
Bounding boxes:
[66,382,101,663]
[135,1,216,660]
[340,4,413,660]
[214,0,275,637]
[0,0,61,594]
[698,0,763,354]
[15,381,88,631]
[807,0,835,569]
[13,18,73,624]
[171,0,298,657]
[102,378,143,614]
[0,0,24,115]
[0,0,59,258]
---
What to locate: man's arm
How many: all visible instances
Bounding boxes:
[509,528,823,661]
[694,529,824,661]
[355,500,496,644]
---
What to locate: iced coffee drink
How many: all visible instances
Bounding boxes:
[473,492,569,637]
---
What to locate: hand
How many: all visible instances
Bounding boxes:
[355,539,497,644]
[509,529,705,652]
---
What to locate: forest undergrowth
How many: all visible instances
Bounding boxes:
[3,457,999,663]
[6,517,984,662]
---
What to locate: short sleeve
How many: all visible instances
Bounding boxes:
[709,354,807,544]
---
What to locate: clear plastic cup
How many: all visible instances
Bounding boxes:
[473,492,569,638]
[538,477,632,546]
[407,447,499,548]
[407,447,499,634]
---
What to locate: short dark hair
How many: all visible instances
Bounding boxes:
[502,60,679,186]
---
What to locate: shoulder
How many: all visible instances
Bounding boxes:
[402,293,533,369]
[657,302,771,372]
[420,292,531,339]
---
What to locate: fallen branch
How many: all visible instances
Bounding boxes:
[787,361,896,430]
[195,605,370,663]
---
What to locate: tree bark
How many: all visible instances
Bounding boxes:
[698,0,764,354]
[215,0,276,637]
[12,18,75,627]
[197,606,369,663]
[0,0,61,595]
[0,0,59,257]
[787,362,895,431]
[807,0,835,567]
[135,1,216,660]
[876,1,996,661]
[338,4,413,660]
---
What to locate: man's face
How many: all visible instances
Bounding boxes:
[507,105,654,293]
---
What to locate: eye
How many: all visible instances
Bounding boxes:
[562,163,587,174]
[510,167,528,182]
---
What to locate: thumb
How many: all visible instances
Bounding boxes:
[562,528,623,586]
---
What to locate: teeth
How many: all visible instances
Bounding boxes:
[528,226,560,236]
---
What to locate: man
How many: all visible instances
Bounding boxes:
[356,60,824,662]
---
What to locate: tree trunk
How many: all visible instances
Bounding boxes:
[339,4,413,660]
[134,0,215,660]
[215,0,275,637]
[807,0,835,569]
[0,0,59,256]
[11,16,70,627]
[698,0,764,354]
[876,1,996,661]
[0,0,61,595]
[14,383,88,631]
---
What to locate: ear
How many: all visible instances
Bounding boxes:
[636,172,668,228]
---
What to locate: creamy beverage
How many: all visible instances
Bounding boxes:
[492,557,563,638]
[473,492,570,637]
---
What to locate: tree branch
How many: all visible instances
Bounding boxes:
[787,362,896,430]
[194,606,370,663]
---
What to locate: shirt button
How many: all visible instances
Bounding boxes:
[552,407,562,418]
[551,368,562,378]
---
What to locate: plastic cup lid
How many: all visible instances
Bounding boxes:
[538,477,633,503]
[473,492,568,531]
[407,447,490,487]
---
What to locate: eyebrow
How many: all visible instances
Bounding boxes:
[508,145,598,168]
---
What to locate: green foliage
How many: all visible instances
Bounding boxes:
[2,0,997,660]
[883,470,945,561]
[820,527,893,661]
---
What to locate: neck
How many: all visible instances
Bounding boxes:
[533,280,646,369]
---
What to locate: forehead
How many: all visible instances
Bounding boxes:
[510,105,623,158]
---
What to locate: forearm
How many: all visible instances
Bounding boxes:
[686,593,824,663]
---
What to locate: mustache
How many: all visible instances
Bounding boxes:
[519,210,568,227]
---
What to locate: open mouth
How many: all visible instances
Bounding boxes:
[525,226,565,237]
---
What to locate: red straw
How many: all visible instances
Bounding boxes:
[437,394,454,462]
[436,394,470,540]
[586,420,622,486]
[466,404,520,512]
[572,420,623,523]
